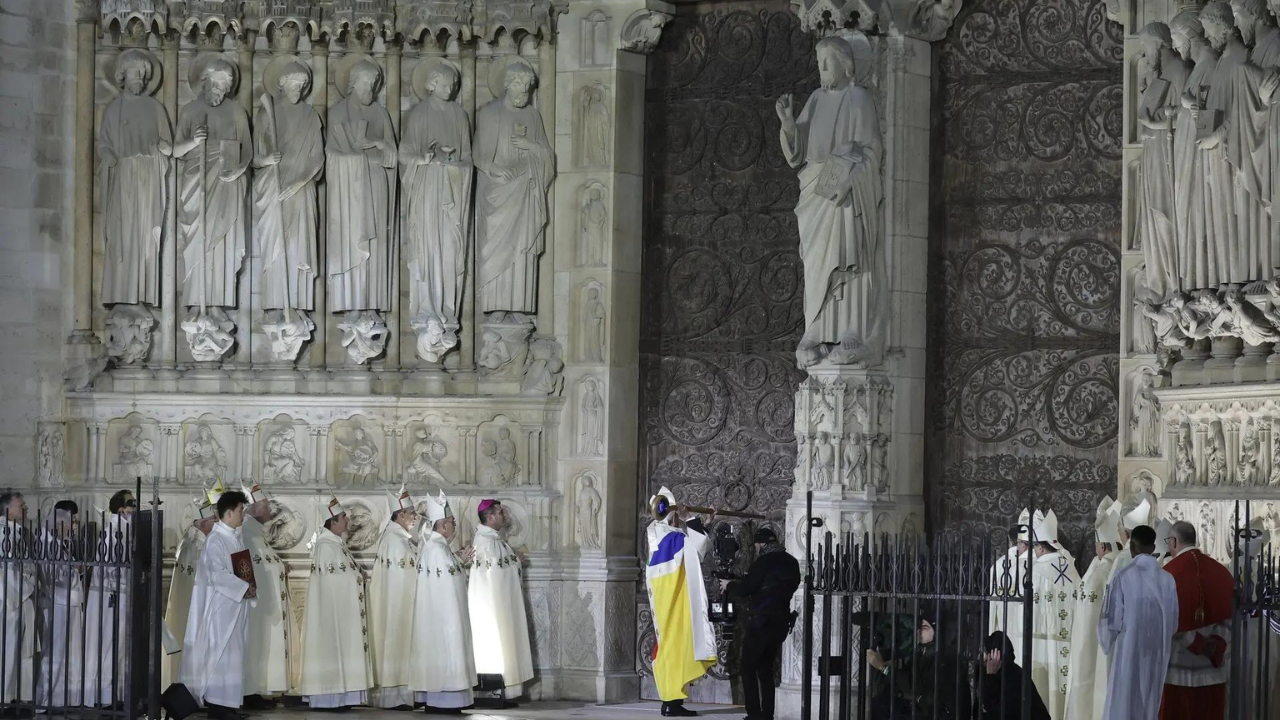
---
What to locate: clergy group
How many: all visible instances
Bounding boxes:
[167,484,533,716]
[987,499,1278,720]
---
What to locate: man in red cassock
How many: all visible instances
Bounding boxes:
[1159,520,1233,720]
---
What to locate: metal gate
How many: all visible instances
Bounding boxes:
[0,481,163,720]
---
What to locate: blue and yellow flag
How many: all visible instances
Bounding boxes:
[645,487,716,702]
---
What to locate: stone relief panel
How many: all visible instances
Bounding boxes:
[575,376,605,459]
[577,180,608,268]
[930,0,1123,545]
[576,280,607,363]
[572,470,603,550]
[476,416,525,487]
[259,416,311,485]
[181,419,232,486]
[36,422,65,489]
[263,497,308,551]
[574,82,612,168]
[110,416,157,484]
[330,417,383,486]
[403,419,455,485]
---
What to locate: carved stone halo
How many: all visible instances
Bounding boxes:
[108,48,164,96]
[333,52,383,98]
[188,52,241,95]
[262,54,313,100]
[410,57,461,101]
[486,56,538,100]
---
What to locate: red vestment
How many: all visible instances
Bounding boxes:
[1159,549,1233,720]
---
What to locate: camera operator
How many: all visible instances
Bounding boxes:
[865,613,971,720]
[718,528,800,720]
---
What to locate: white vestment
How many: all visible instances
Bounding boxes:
[83,514,131,706]
[1030,551,1080,720]
[241,516,295,697]
[989,546,1028,654]
[468,525,533,691]
[368,524,418,707]
[1063,551,1115,720]
[1104,547,1132,591]
[164,527,205,689]
[38,529,83,707]
[297,531,372,707]
[0,521,35,703]
[180,521,252,708]
[408,529,476,708]
[1097,554,1178,720]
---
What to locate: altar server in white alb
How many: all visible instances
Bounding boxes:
[409,491,478,711]
[1104,499,1150,590]
[990,508,1031,653]
[1024,509,1080,720]
[368,486,420,709]
[240,484,297,704]
[469,499,534,699]
[164,490,218,688]
[38,508,84,708]
[83,489,137,707]
[297,497,373,710]
[1064,496,1122,720]
[181,490,255,720]
[0,492,34,704]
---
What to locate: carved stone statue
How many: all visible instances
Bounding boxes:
[813,431,834,490]
[480,439,501,485]
[183,423,227,484]
[582,286,605,362]
[253,58,324,362]
[576,475,602,549]
[1239,417,1260,485]
[1132,294,1158,353]
[1223,286,1280,345]
[1136,23,1187,298]
[842,434,865,490]
[337,427,379,483]
[404,427,448,484]
[778,36,885,368]
[37,423,64,488]
[105,305,156,365]
[578,183,607,267]
[619,10,671,53]
[578,378,604,457]
[1170,10,1214,289]
[117,426,153,475]
[401,61,473,363]
[1141,297,1190,348]
[98,49,172,308]
[328,57,396,364]
[1129,371,1160,457]
[495,427,520,485]
[520,336,564,396]
[576,84,610,167]
[870,433,890,491]
[1207,420,1227,485]
[1175,422,1196,485]
[263,426,304,483]
[1196,3,1247,285]
[475,61,554,316]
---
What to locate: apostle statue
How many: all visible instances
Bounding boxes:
[176,55,252,356]
[297,498,373,709]
[401,61,473,363]
[98,49,172,308]
[240,485,296,703]
[1136,23,1188,298]
[163,495,216,689]
[368,489,420,709]
[1063,497,1121,720]
[778,35,885,368]
[1196,3,1249,284]
[253,58,324,362]
[409,492,477,711]
[1171,10,1216,290]
[475,61,554,318]
[468,500,534,697]
[1023,510,1080,720]
[327,58,397,364]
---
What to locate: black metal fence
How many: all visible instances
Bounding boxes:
[800,496,1280,720]
[0,483,163,720]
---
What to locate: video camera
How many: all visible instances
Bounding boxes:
[709,524,741,624]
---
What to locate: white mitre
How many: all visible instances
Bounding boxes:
[424,490,453,525]
[1094,495,1122,545]
[240,482,270,504]
[1015,507,1033,542]
[1031,509,1063,550]
[1120,499,1152,531]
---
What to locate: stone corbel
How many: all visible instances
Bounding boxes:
[619,3,674,55]
[788,0,963,41]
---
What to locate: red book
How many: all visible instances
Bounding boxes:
[231,549,256,587]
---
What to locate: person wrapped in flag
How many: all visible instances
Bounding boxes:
[645,487,717,718]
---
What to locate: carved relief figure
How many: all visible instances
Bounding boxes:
[578,378,604,457]
[1175,422,1196,485]
[1239,418,1260,485]
[619,10,670,53]
[253,58,324,360]
[98,49,172,308]
[1271,419,1280,486]
[1129,371,1161,457]
[1196,3,1247,285]
[327,58,396,363]
[37,424,64,488]
[842,434,865,490]
[105,305,157,365]
[263,426,304,483]
[870,433,889,491]
[475,61,554,317]
[402,61,473,363]
[116,425,153,478]
[521,337,565,396]
[479,438,501,485]
[576,84,610,168]
[582,286,606,362]
[778,36,885,368]
[578,183,607,267]
[336,427,379,483]
[1141,297,1190,348]
[1132,294,1158,354]
[404,427,448,484]
[1136,23,1187,298]
[1224,286,1280,345]
[812,432,834,490]
[576,475,602,549]
[495,427,520,485]
[263,499,305,550]
[1207,420,1228,486]
[183,424,228,484]
[1169,10,1215,288]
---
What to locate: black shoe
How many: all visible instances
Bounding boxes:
[389,705,415,712]
[421,708,466,716]
[661,702,698,717]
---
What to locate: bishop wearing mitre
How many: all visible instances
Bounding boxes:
[180,489,255,720]
[1105,499,1151,590]
[409,491,478,711]
[298,497,373,710]
[1024,509,1081,720]
[469,499,534,700]
[369,487,420,709]
[1064,497,1122,720]
[240,484,296,705]
[990,509,1031,654]
[163,488,218,688]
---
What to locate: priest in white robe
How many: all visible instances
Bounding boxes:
[297,498,373,709]
[1097,524,1178,720]
[164,495,217,689]
[468,499,534,700]
[180,490,254,719]
[0,493,34,704]
[409,491,477,711]
[83,490,136,707]
[240,484,295,704]
[1026,510,1081,720]
[1064,497,1122,720]
[38,509,83,708]
[369,488,419,709]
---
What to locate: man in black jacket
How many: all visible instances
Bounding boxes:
[720,528,801,720]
